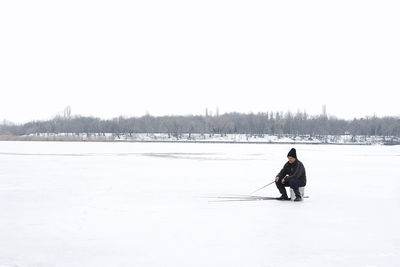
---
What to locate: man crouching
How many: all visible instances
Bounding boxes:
[275,148,307,201]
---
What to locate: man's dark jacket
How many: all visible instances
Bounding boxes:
[277,159,307,185]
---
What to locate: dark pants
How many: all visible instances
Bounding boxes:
[276,177,306,194]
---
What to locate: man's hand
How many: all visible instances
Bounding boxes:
[282,178,285,184]
[275,176,279,182]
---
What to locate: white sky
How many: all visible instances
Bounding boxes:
[1,0,399,123]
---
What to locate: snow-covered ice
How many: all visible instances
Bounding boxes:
[0,141,399,267]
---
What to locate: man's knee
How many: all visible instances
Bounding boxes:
[275,180,285,188]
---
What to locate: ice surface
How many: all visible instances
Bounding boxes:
[0,141,399,266]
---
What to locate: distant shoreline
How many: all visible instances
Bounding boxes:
[0,139,373,145]
[1,134,398,145]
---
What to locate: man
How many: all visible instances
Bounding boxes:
[275,148,307,201]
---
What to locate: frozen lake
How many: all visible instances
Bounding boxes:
[0,141,399,267]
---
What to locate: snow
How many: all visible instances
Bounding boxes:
[29,132,398,145]
[0,141,399,266]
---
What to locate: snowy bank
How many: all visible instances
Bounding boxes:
[7,133,400,145]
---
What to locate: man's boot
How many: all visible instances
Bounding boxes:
[293,188,302,201]
[276,188,290,200]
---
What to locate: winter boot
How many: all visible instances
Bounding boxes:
[293,188,302,201]
[276,188,290,200]
[276,195,290,200]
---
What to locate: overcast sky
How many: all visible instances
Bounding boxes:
[1,0,399,123]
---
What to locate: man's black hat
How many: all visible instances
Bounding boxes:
[287,148,297,158]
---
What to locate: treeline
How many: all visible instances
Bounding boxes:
[1,111,400,138]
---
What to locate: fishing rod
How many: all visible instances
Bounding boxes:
[250,180,275,195]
